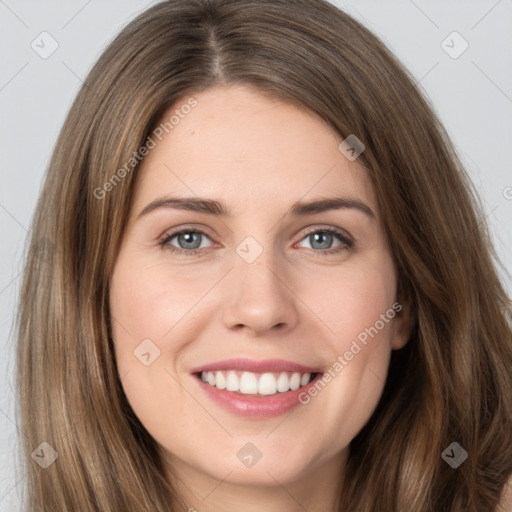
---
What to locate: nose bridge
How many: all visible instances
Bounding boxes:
[221,239,298,335]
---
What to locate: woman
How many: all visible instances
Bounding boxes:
[16,0,512,510]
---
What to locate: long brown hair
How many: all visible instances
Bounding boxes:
[16,0,512,510]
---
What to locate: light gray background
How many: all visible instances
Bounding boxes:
[1,0,511,509]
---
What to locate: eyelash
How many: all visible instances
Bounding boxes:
[158,226,354,257]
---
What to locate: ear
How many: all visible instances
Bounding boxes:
[390,299,416,350]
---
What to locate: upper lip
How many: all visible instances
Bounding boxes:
[190,358,322,375]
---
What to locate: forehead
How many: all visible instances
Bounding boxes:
[133,85,376,216]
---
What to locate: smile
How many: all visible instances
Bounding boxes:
[190,358,323,418]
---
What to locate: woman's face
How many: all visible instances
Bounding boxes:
[109,85,410,496]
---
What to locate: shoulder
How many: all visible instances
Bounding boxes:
[497,474,512,512]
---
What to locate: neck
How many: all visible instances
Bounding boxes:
[165,450,347,512]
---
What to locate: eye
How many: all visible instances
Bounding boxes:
[159,228,213,255]
[296,227,354,256]
[159,226,354,257]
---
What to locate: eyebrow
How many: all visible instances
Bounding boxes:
[138,195,375,219]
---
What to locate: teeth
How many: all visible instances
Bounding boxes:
[240,372,258,394]
[289,373,301,390]
[300,373,311,386]
[215,371,226,390]
[226,370,239,392]
[258,373,277,395]
[277,372,290,392]
[199,370,314,395]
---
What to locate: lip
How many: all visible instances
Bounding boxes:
[189,357,322,374]
[190,358,324,419]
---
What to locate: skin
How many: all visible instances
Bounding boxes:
[109,84,412,512]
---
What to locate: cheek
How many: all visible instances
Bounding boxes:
[109,255,210,361]
[108,256,201,434]
[297,252,398,356]
[331,259,398,391]
[295,257,398,446]
[333,271,397,356]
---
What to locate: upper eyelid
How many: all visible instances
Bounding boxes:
[160,225,216,243]
[301,225,352,240]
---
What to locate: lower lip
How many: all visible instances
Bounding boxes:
[193,373,322,418]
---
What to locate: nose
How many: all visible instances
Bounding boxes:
[221,253,299,337]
